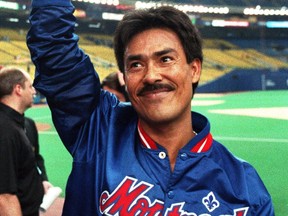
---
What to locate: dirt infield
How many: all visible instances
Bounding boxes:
[36,123,51,131]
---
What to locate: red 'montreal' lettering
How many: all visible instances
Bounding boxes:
[234,207,249,216]
[100,177,163,215]
[166,205,182,216]
[128,197,163,216]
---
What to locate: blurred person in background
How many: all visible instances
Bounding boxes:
[27,0,274,215]
[0,67,44,216]
[101,71,129,102]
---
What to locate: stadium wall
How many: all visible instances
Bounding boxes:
[197,69,288,93]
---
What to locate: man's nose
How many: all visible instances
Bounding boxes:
[143,63,162,84]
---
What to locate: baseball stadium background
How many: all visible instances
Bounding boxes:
[1,0,287,215]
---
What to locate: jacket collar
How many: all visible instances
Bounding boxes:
[137,112,213,153]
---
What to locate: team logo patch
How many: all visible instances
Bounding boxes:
[202,192,220,212]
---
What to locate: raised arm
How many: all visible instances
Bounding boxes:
[27,0,101,149]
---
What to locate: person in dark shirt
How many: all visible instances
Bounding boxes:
[0,67,44,216]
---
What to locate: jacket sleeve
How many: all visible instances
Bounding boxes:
[27,0,101,152]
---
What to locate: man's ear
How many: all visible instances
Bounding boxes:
[190,58,202,84]
[14,84,23,96]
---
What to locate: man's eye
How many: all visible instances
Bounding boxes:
[126,62,143,73]
[131,62,141,68]
[161,56,172,63]
[128,62,143,71]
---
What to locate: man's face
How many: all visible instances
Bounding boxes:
[123,28,201,125]
[21,75,36,110]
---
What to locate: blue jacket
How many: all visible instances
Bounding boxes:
[27,1,274,215]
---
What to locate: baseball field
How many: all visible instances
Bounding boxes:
[26,90,288,215]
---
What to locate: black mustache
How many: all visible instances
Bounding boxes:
[137,83,175,96]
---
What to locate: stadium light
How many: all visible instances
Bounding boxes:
[102,12,124,20]
[175,5,229,14]
[0,0,19,10]
[266,21,288,28]
[134,1,229,14]
[243,5,288,16]
[72,0,119,6]
[212,20,249,27]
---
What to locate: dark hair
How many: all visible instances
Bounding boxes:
[0,67,27,98]
[113,6,203,92]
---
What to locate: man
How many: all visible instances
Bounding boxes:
[27,1,274,215]
[0,67,44,216]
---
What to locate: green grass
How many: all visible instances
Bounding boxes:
[26,90,288,215]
